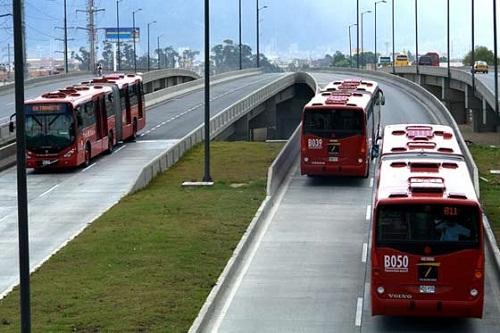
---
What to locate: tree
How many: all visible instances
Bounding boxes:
[463,46,495,65]
[71,47,90,71]
[122,43,135,69]
[332,51,350,67]
[100,42,114,70]
[179,49,200,69]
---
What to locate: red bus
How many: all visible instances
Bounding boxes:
[371,124,484,318]
[20,73,145,169]
[301,79,384,177]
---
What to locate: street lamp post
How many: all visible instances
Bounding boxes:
[147,20,156,72]
[256,1,268,68]
[415,0,419,75]
[116,0,122,71]
[349,23,357,68]
[361,10,372,69]
[392,0,395,73]
[374,1,386,70]
[203,0,212,182]
[471,0,475,91]
[357,0,360,68]
[239,0,242,70]
[447,0,450,79]
[132,8,142,73]
[12,0,31,331]
[494,0,499,122]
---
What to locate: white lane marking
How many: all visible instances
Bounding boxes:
[370,177,374,188]
[6,102,14,106]
[355,297,363,326]
[39,184,59,198]
[140,133,145,137]
[366,205,371,220]
[361,243,368,263]
[113,145,127,154]
[0,215,9,223]
[81,163,96,173]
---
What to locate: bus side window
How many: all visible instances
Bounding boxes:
[105,93,113,117]
[83,101,96,127]
[75,106,83,130]
[119,89,126,111]
[129,84,138,106]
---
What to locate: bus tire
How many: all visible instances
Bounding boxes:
[107,132,114,154]
[84,143,91,167]
[130,119,138,141]
[363,157,370,178]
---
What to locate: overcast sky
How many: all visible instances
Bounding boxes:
[1,0,497,61]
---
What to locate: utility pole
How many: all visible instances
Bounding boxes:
[7,43,11,79]
[471,0,475,91]
[116,0,122,71]
[77,0,104,73]
[357,0,360,68]
[64,0,68,73]
[239,0,242,70]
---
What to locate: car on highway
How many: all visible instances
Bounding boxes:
[394,54,409,67]
[473,60,489,74]
[418,55,433,66]
[378,56,392,68]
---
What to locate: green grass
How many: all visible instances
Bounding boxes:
[469,144,500,241]
[0,142,283,332]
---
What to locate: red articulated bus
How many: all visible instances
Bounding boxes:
[371,124,484,318]
[23,73,145,169]
[300,79,384,177]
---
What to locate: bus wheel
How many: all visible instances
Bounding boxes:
[363,158,370,178]
[107,133,114,154]
[131,119,138,141]
[84,144,91,167]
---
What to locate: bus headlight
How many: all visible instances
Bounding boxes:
[358,158,363,164]
[64,149,75,158]
[470,288,479,297]
[304,157,309,163]
[377,286,385,294]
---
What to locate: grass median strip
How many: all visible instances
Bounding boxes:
[0,141,283,332]
[469,144,500,241]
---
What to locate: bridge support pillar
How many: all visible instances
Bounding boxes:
[445,88,466,124]
[471,98,498,132]
[249,98,277,140]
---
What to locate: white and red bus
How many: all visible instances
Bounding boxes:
[300,79,384,177]
[371,124,484,318]
[21,74,145,169]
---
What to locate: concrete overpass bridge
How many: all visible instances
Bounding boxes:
[0,68,499,332]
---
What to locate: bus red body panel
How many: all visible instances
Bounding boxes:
[300,80,383,177]
[371,124,484,318]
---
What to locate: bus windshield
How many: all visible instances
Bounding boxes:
[25,103,75,153]
[303,108,364,139]
[376,204,480,254]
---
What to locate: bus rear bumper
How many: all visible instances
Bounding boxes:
[301,163,367,177]
[371,297,484,318]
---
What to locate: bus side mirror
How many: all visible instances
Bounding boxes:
[9,121,15,133]
[371,144,380,160]
[380,94,386,105]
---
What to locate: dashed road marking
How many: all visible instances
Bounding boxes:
[81,163,96,173]
[113,145,127,154]
[362,243,368,263]
[370,177,374,188]
[366,205,371,220]
[355,297,363,326]
[39,184,59,197]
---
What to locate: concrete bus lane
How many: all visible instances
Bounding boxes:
[0,73,282,299]
[213,72,500,332]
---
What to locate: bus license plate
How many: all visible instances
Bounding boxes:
[42,160,51,166]
[329,157,339,162]
[419,285,436,294]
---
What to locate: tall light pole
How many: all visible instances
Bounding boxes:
[239,0,242,70]
[392,0,395,73]
[256,1,268,68]
[157,34,163,70]
[116,0,122,71]
[361,10,372,69]
[203,0,212,182]
[13,0,31,331]
[471,0,475,91]
[447,0,450,80]
[374,0,386,70]
[494,0,499,122]
[147,20,156,72]
[63,0,68,73]
[415,0,419,74]
[132,8,141,73]
[357,0,360,68]
[349,23,357,68]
